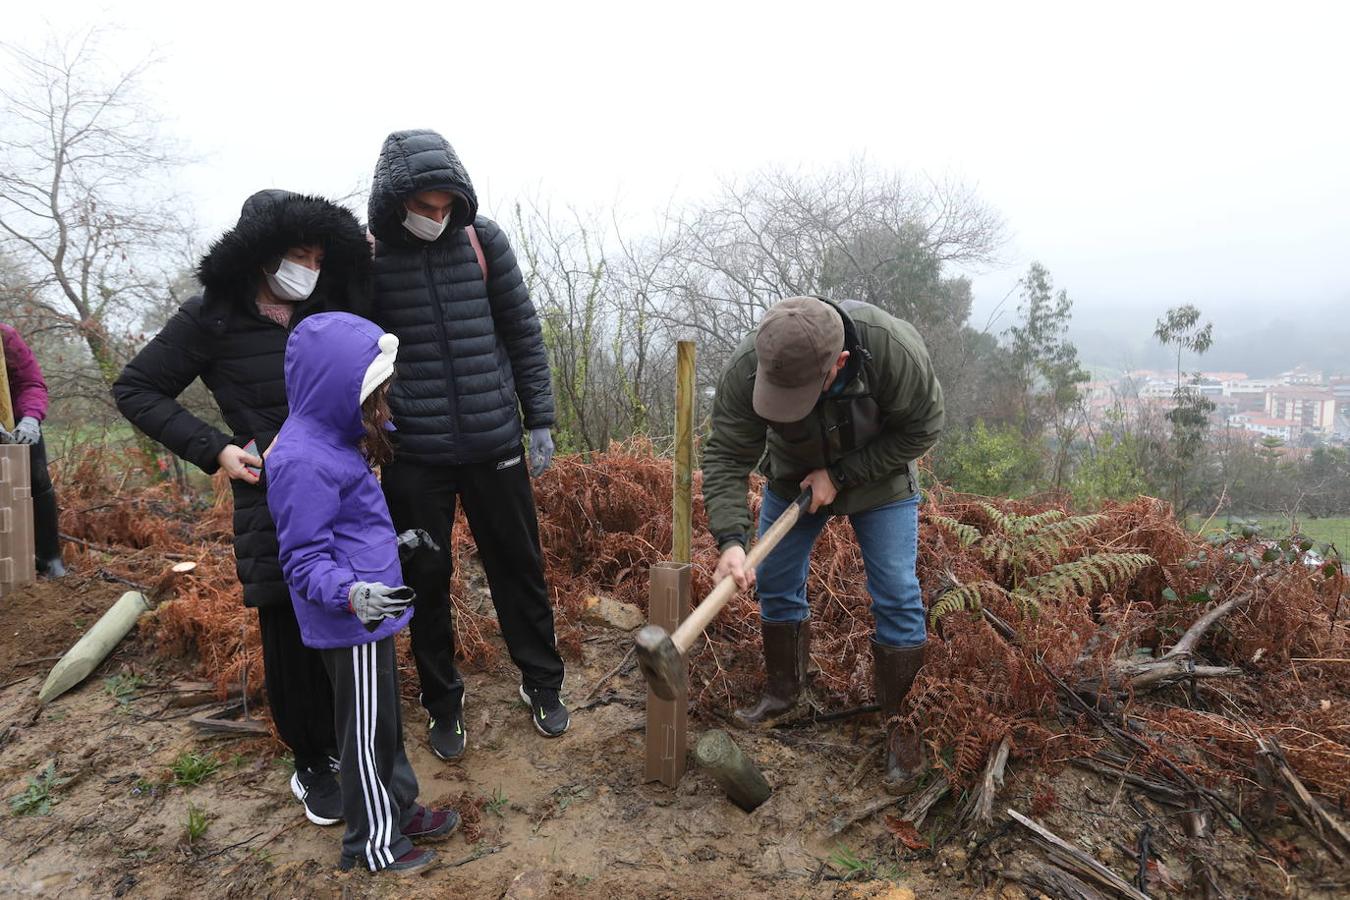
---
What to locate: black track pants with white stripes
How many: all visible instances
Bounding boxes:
[321,636,419,870]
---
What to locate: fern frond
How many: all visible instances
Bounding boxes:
[1016,509,1067,532]
[1020,552,1155,602]
[1007,589,1043,619]
[932,515,982,548]
[930,580,1007,624]
[1034,514,1106,555]
[977,502,1012,534]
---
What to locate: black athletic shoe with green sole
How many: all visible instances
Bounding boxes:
[519,685,569,737]
[428,689,466,761]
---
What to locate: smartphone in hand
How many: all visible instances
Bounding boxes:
[241,439,262,478]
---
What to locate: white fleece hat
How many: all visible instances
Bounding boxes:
[360,332,399,403]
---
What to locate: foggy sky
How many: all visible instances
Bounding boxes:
[10,1,1350,344]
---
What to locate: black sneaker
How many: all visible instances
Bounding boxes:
[291,767,342,826]
[428,689,466,761]
[519,685,569,737]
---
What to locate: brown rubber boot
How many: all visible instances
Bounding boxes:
[873,639,927,794]
[733,620,810,727]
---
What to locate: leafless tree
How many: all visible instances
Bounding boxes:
[642,159,1007,404]
[0,28,190,395]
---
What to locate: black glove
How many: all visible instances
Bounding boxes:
[396,529,442,563]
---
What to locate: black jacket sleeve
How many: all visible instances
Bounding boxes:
[112,302,233,474]
[476,218,556,430]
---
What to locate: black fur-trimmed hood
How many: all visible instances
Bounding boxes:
[196,190,372,319]
[367,130,479,246]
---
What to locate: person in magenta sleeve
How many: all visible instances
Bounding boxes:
[1,323,65,578]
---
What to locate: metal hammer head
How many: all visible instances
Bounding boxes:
[635,624,684,701]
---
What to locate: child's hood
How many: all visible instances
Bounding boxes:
[284,312,396,441]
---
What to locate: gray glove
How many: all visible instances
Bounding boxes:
[12,417,40,445]
[396,528,441,563]
[348,582,415,625]
[528,428,554,477]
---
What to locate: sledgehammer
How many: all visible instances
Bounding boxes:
[636,488,812,701]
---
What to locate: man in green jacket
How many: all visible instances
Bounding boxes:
[703,296,944,791]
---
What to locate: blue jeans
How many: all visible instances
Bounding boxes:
[754,488,926,648]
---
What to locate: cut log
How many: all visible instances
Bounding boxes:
[147,561,198,607]
[37,590,149,704]
[1008,808,1149,900]
[694,728,771,812]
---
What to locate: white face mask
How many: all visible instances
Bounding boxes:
[265,258,320,302]
[402,209,450,242]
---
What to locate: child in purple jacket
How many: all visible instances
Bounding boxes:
[267,312,458,874]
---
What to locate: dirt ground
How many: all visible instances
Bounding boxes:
[0,572,1343,898]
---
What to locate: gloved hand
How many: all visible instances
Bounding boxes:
[528,428,554,477]
[396,528,441,563]
[12,417,40,446]
[348,582,415,625]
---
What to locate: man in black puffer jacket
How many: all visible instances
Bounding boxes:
[367,130,567,758]
[114,191,372,826]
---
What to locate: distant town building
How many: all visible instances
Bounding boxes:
[1266,387,1337,435]
[1279,365,1325,386]
[1227,413,1298,442]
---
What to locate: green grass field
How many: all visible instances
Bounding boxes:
[1190,514,1350,552]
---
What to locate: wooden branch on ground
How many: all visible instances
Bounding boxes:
[576,645,635,710]
[960,737,1012,827]
[60,532,192,561]
[1091,593,1255,692]
[826,774,951,837]
[1010,866,1111,900]
[1008,808,1149,900]
[1070,757,1189,807]
[982,605,1281,860]
[189,702,268,735]
[1256,736,1350,864]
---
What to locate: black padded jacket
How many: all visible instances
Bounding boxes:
[112,191,372,608]
[367,129,554,466]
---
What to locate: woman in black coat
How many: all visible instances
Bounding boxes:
[114,190,371,827]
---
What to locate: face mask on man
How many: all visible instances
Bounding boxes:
[265,258,320,301]
[403,209,450,242]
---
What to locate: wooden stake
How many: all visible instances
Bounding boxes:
[673,340,695,564]
[0,333,13,432]
[695,729,772,812]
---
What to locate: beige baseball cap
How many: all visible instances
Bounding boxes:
[752,297,845,423]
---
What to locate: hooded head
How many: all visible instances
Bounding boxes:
[197,190,372,317]
[367,129,479,245]
[284,312,398,442]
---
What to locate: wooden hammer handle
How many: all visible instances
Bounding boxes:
[670,488,812,654]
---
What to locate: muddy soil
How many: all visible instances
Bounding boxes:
[0,572,1339,898]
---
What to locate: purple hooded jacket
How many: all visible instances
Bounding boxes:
[1,324,49,421]
[266,312,410,649]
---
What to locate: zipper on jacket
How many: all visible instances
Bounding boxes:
[422,248,459,450]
